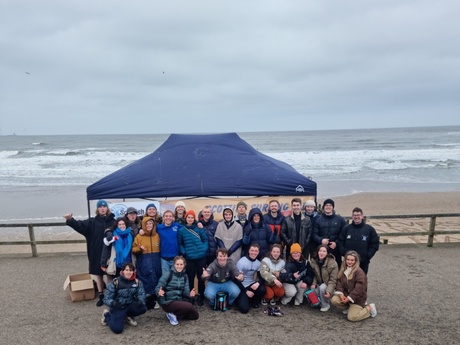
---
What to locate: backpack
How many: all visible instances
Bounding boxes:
[304,289,321,307]
[214,291,228,311]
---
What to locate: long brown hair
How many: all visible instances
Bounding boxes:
[338,250,361,280]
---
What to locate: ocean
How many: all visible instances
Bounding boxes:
[1,125,460,223]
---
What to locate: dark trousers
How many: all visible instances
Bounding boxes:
[237,283,266,314]
[105,302,147,334]
[161,301,199,320]
[186,257,206,296]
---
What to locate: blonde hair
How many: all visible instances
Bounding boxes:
[338,250,361,280]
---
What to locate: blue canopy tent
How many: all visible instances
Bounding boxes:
[86,133,316,202]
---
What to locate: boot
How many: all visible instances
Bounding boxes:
[96,292,104,307]
[197,295,204,306]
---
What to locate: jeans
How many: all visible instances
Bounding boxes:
[161,258,174,276]
[315,283,330,308]
[204,280,241,306]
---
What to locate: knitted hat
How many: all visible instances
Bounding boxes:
[185,210,196,220]
[323,199,335,208]
[97,200,108,208]
[175,201,186,208]
[236,201,247,209]
[146,203,157,211]
[126,207,137,214]
[305,200,316,207]
[290,243,302,254]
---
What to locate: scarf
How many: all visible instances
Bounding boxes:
[113,227,133,268]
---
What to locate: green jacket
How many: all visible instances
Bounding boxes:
[154,267,190,305]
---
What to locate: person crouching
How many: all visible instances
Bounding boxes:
[101,262,147,334]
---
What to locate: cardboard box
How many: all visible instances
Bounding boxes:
[63,273,95,302]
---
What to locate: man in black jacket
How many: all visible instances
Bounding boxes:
[337,207,380,274]
[312,199,346,267]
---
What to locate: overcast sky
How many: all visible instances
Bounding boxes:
[1,1,459,135]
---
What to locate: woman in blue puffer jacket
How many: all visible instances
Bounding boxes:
[102,263,147,334]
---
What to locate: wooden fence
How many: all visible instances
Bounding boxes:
[0,213,459,257]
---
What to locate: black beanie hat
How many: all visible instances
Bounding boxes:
[323,199,335,208]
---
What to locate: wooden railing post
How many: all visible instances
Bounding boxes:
[28,224,38,257]
[427,216,436,247]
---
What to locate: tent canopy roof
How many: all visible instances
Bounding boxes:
[86,133,316,200]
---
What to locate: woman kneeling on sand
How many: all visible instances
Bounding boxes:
[101,262,147,334]
[331,250,377,321]
[154,256,199,326]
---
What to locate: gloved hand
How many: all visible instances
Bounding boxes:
[112,301,122,309]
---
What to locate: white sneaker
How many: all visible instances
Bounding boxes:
[154,301,160,309]
[125,316,138,326]
[101,309,109,326]
[368,303,377,318]
[320,305,330,312]
[342,308,349,315]
[167,312,179,326]
[280,298,288,306]
[261,298,268,306]
[269,298,276,306]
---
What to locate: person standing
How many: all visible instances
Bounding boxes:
[178,210,208,306]
[197,205,219,267]
[215,208,243,263]
[304,199,319,258]
[312,198,347,267]
[337,207,380,274]
[174,201,187,225]
[124,207,141,235]
[64,199,115,307]
[263,199,285,248]
[242,208,277,260]
[281,198,311,259]
[234,201,249,228]
[132,217,161,301]
[157,210,181,276]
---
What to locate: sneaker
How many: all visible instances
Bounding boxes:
[320,305,330,312]
[342,308,349,315]
[261,298,268,306]
[280,298,288,306]
[154,301,160,309]
[269,298,276,306]
[368,303,377,318]
[294,300,300,306]
[167,313,179,326]
[125,316,138,326]
[101,309,109,326]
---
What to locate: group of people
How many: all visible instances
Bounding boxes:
[64,197,380,333]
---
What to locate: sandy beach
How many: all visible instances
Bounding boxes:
[1,190,459,255]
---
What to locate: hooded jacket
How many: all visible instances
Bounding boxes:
[132,217,161,295]
[242,208,277,260]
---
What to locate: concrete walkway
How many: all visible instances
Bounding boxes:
[3,243,460,345]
